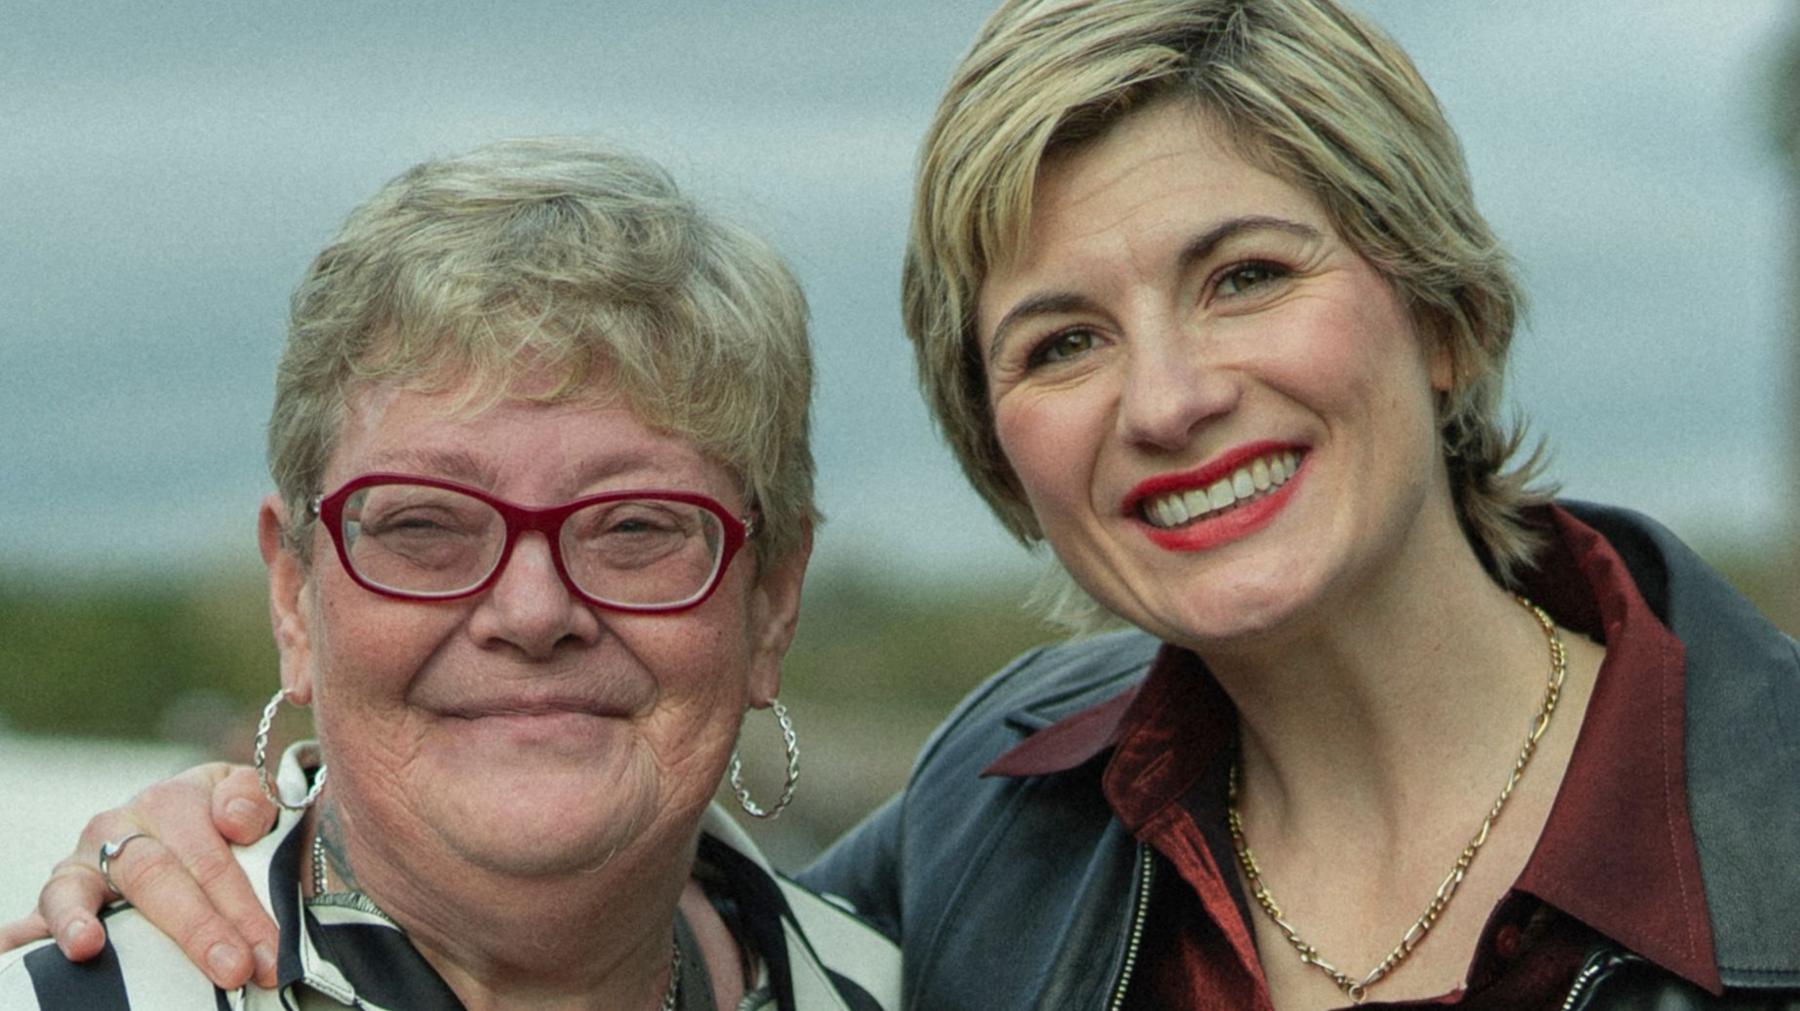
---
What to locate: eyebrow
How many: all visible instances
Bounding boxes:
[359,447,499,487]
[358,447,684,504]
[986,215,1323,360]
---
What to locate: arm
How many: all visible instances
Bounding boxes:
[0,763,282,989]
[797,792,904,941]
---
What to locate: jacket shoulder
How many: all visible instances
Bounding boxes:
[910,628,1161,777]
[1563,500,1800,987]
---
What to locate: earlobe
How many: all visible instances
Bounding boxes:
[259,495,316,706]
[746,525,812,707]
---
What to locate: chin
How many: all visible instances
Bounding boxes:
[1125,563,1322,652]
[429,761,669,878]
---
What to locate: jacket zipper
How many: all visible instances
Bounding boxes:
[1106,844,1156,1011]
[1558,959,1605,1011]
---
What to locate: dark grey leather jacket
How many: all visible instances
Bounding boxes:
[801,503,1800,1009]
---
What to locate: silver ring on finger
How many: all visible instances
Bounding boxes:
[98,832,150,896]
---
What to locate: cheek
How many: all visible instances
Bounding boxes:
[993,390,1101,520]
[1272,296,1434,418]
[625,601,755,706]
[310,591,446,710]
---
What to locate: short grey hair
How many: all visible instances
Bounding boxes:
[270,138,817,566]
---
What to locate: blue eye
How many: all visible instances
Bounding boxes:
[1027,328,1099,368]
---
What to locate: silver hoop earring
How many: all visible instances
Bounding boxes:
[728,699,799,819]
[255,689,327,811]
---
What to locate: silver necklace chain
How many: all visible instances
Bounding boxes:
[310,832,682,1010]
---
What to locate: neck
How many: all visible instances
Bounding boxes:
[311,810,693,1011]
[1205,511,1560,837]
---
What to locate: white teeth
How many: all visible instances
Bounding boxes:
[1140,450,1304,529]
[1206,479,1233,510]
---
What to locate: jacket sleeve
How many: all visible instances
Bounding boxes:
[796,792,904,942]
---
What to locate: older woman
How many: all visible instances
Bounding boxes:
[0,138,899,1009]
[12,1,1800,1008]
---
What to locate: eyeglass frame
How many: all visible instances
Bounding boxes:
[306,473,756,614]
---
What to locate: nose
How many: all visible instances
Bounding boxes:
[466,532,602,659]
[1115,324,1239,450]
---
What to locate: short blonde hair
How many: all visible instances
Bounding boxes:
[904,0,1547,621]
[271,138,816,566]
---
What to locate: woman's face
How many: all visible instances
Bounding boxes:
[261,378,805,883]
[978,100,1458,649]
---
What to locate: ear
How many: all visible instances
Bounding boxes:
[744,522,812,709]
[259,494,317,706]
[1427,335,1455,394]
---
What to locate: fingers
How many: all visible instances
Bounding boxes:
[38,860,113,961]
[44,763,282,990]
[0,912,52,955]
[211,765,278,846]
[42,806,145,963]
[101,832,270,988]
[197,764,282,985]
[138,764,281,988]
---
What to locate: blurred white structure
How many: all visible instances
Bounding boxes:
[0,735,202,914]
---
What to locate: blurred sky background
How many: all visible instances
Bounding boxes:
[3,0,1795,581]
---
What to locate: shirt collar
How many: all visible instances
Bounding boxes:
[1512,506,1718,992]
[977,504,1720,991]
[241,744,453,1010]
[244,764,890,1011]
[980,677,1143,778]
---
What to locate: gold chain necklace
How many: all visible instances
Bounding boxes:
[1226,594,1567,1004]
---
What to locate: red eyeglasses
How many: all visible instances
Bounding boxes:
[309,474,754,614]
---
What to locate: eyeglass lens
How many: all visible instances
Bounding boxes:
[339,483,726,607]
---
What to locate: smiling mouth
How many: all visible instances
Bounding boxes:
[1139,450,1302,529]
[442,700,618,721]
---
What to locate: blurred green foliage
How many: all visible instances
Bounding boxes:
[0,569,278,741]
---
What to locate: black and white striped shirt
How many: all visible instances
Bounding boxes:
[0,749,899,1010]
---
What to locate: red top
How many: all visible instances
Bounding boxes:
[982,507,1719,1008]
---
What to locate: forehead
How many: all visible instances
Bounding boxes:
[977,102,1331,328]
[326,379,736,502]
[1053,106,1314,248]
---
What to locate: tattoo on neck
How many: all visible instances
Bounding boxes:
[319,801,361,893]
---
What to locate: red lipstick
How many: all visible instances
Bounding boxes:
[1122,441,1306,553]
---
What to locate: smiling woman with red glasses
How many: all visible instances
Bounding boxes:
[0,137,898,1010]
